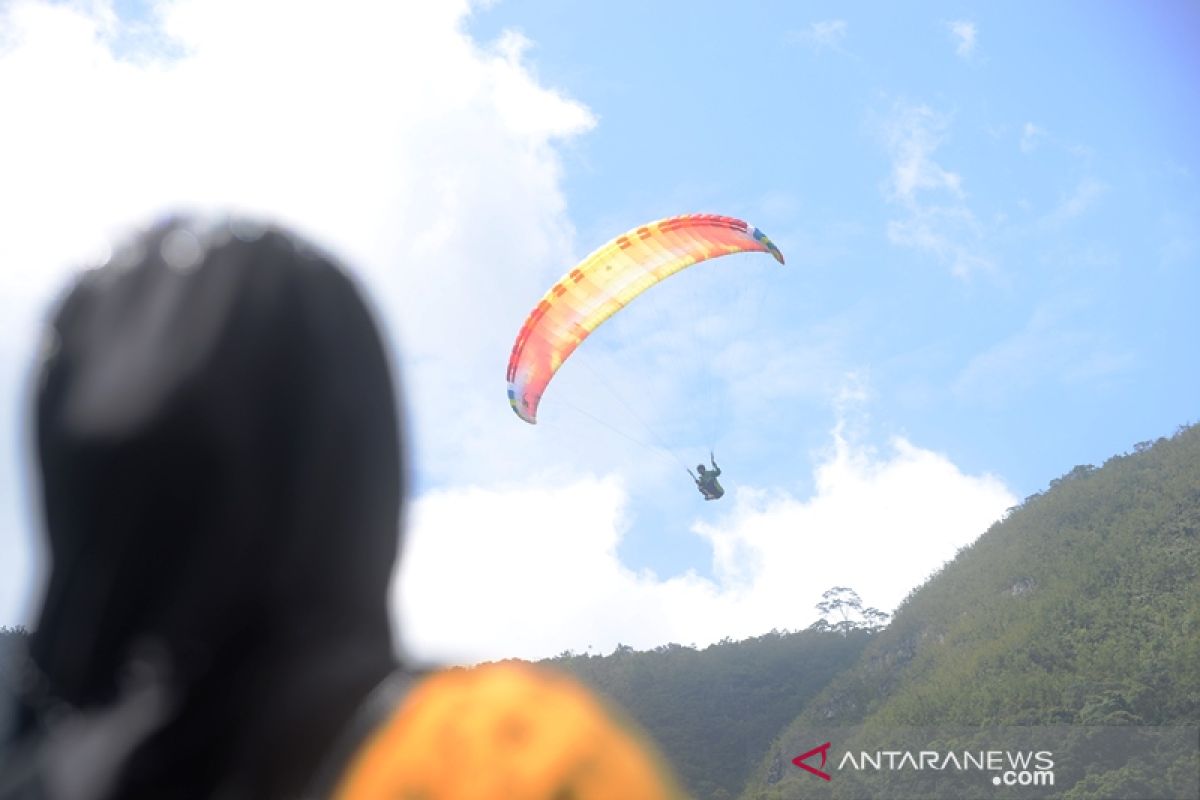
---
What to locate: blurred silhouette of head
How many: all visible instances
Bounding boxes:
[18,215,405,798]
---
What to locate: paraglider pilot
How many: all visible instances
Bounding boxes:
[692,452,724,501]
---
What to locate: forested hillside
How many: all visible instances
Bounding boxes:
[744,424,1200,799]
[545,628,871,800]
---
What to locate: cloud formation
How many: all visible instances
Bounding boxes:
[788,20,849,53]
[879,102,992,279]
[883,104,964,207]
[1020,122,1045,153]
[398,413,1016,664]
[945,20,978,58]
[955,305,1134,402]
[1042,178,1108,228]
[0,0,594,623]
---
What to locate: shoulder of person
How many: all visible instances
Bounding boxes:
[328,661,683,800]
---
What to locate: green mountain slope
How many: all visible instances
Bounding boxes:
[544,629,870,800]
[743,424,1200,799]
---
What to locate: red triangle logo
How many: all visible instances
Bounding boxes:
[792,741,832,781]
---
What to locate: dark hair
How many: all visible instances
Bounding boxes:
[21,215,404,798]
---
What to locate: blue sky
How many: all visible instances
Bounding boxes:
[469,0,1198,483]
[0,0,1196,664]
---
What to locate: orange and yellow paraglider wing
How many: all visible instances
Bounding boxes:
[506,214,784,423]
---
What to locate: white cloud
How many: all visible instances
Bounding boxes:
[397,414,1016,665]
[879,102,993,279]
[955,305,1133,401]
[883,104,964,206]
[1041,178,1107,228]
[1020,122,1044,153]
[789,20,848,52]
[945,20,977,58]
[0,0,594,624]
[886,207,993,280]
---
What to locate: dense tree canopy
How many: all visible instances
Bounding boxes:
[744,424,1200,799]
[542,629,869,800]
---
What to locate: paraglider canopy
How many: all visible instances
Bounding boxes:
[506,213,784,424]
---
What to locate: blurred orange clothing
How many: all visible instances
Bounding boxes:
[334,661,683,800]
